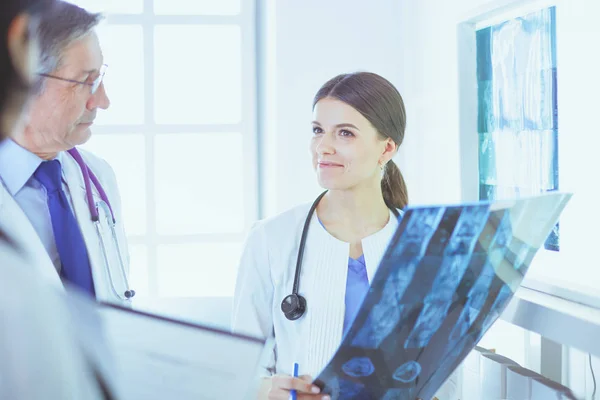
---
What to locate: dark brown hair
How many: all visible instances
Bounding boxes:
[313,72,409,210]
[0,0,54,139]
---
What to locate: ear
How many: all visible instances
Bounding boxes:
[379,137,398,165]
[7,13,37,85]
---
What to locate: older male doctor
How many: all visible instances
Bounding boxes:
[0,0,133,304]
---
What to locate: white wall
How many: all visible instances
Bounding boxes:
[263,0,404,216]
[397,0,500,205]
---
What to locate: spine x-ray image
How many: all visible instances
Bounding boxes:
[314,193,572,400]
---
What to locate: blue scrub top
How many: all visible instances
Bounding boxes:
[319,210,403,336]
[344,255,369,335]
[317,218,371,336]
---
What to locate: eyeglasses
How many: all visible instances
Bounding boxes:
[39,64,108,95]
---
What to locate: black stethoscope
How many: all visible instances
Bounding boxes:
[280,191,399,321]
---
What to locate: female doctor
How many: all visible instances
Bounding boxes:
[233,72,419,399]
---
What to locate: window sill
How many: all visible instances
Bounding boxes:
[500,286,600,356]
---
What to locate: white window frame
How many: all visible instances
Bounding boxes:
[90,0,259,304]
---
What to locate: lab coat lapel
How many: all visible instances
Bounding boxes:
[0,182,63,289]
[302,215,348,375]
[362,210,400,283]
[60,153,110,302]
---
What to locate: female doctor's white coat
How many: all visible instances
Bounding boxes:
[232,202,459,399]
[0,148,130,305]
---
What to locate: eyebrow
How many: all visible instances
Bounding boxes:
[72,70,95,81]
[311,121,361,131]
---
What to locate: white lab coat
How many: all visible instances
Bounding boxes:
[0,148,130,305]
[0,235,114,399]
[232,202,460,399]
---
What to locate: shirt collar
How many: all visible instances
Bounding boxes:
[0,139,64,196]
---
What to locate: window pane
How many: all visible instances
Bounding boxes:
[157,242,242,297]
[154,25,242,124]
[96,25,145,125]
[81,134,147,235]
[129,244,149,298]
[66,0,143,14]
[154,0,240,15]
[155,133,245,234]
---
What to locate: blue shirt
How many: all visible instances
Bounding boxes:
[0,139,71,274]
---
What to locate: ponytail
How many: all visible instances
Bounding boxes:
[381,160,408,210]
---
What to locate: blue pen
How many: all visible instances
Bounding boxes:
[290,362,299,400]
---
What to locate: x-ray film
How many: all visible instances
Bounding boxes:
[314,193,572,400]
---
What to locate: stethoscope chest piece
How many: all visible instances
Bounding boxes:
[281,293,307,321]
[280,191,327,321]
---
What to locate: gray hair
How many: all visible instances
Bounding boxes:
[36,1,102,75]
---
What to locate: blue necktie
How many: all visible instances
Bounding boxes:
[34,160,96,297]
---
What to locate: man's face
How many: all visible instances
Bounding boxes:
[20,31,110,153]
